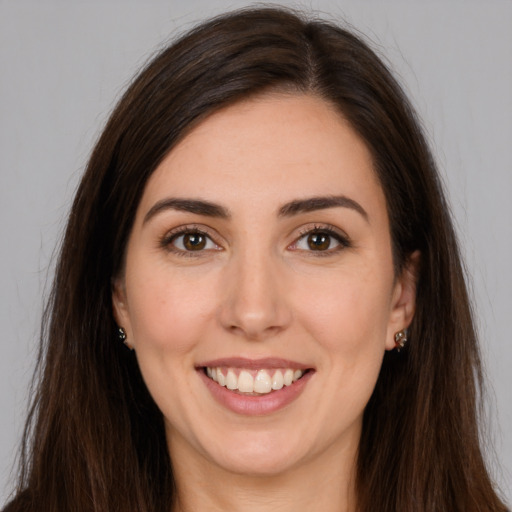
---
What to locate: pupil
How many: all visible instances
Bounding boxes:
[184,233,206,250]
[308,233,330,251]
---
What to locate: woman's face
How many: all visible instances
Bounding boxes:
[113,94,416,477]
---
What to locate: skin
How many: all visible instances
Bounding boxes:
[113,93,418,512]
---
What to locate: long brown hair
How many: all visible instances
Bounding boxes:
[5,7,507,512]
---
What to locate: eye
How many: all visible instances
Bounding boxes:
[296,231,339,251]
[162,227,220,255]
[290,226,350,254]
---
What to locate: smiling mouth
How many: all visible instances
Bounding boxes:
[203,367,309,395]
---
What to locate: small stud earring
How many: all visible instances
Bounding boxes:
[394,329,408,352]
[118,327,133,350]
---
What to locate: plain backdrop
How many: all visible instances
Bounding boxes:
[1,0,511,505]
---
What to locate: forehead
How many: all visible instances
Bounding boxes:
[138,93,385,219]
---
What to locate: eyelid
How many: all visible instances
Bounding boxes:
[288,223,351,253]
[158,222,350,257]
[159,224,223,255]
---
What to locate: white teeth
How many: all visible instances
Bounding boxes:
[226,369,238,390]
[205,367,305,394]
[216,367,226,386]
[271,370,284,390]
[238,370,254,393]
[254,370,272,393]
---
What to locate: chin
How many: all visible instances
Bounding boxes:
[201,426,315,477]
[216,448,301,477]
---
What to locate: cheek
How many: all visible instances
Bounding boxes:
[292,261,393,356]
[125,263,218,354]
[123,264,220,430]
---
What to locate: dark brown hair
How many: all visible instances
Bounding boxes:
[5,6,507,512]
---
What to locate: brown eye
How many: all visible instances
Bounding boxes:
[291,227,349,254]
[166,230,218,253]
[182,233,207,251]
[307,232,331,251]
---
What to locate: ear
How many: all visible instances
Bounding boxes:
[385,250,420,351]
[112,276,133,347]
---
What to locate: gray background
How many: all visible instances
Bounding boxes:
[1,0,511,505]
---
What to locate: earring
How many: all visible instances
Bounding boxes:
[394,329,408,352]
[118,327,133,350]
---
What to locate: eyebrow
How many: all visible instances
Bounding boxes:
[143,198,230,224]
[143,194,368,225]
[278,195,369,222]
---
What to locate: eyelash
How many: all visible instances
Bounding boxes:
[159,223,351,257]
[291,224,351,256]
[160,225,220,258]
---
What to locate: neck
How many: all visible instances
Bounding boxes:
[169,434,358,512]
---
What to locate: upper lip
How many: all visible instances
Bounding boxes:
[197,357,312,370]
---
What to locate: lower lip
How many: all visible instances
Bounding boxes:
[198,369,314,416]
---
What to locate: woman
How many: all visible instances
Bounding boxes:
[4,6,507,512]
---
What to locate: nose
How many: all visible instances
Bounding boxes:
[218,248,292,341]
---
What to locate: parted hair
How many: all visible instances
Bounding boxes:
[5,6,507,512]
